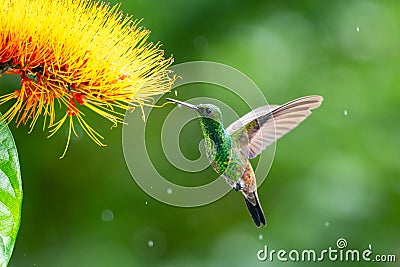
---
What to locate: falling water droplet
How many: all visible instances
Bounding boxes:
[344,110,348,116]
[174,90,178,96]
[356,26,360,32]
[145,201,148,205]
[167,188,173,194]
[148,240,154,247]
[258,234,263,240]
[193,35,209,50]
[325,221,330,227]
[101,209,114,222]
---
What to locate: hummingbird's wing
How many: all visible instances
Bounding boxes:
[226,95,323,158]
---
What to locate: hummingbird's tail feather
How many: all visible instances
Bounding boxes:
[243,193,266,227]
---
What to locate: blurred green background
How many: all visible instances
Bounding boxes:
[3,0,399,266]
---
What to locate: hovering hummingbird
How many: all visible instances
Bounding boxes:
[166,96,323,227]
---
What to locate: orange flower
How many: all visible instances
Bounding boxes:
[0,0,175,157]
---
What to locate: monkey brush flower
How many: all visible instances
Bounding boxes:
[0,0,175,157]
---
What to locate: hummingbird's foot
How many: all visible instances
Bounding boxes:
[233,181,243,192]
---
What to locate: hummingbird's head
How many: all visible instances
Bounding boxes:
[166,98,223,123]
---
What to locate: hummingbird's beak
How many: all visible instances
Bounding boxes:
[166,98,198,111]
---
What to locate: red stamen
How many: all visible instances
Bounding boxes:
[66,99,78,116]
[5,68,22,75]
[119,73,129,80]
[20,73,31,84]
[72,92,86,105]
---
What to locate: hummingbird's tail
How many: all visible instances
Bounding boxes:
[243,192,266,227]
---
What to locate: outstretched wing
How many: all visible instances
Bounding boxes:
[226,95,323,158]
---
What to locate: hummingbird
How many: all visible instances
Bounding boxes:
[166,95,323,227]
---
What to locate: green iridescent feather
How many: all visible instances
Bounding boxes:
[199,117,231,174]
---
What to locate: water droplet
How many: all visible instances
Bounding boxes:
[66,125,83,142]
[174,90,178,96]
[356,26,360,32]
[145,201,148,205]
[148,240,154,247]
[193,35,208,50]
[167,188,173,194]
[325,221,330,227]
[344,110,348,116]
[101,209,114,222]
[258,234,263,240]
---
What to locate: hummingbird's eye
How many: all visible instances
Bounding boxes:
[206,108,212,114]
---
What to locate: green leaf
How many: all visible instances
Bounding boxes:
[0,119,22,267]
